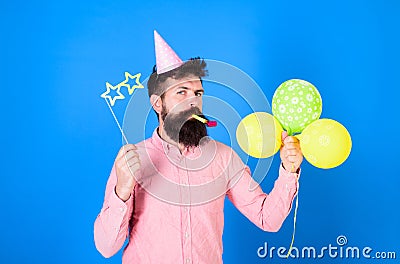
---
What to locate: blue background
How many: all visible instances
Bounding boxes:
[1,0,399,263]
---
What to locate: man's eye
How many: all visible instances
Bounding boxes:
[177,91,185,95]
[195,92,203,97]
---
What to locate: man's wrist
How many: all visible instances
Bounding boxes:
[115,186,131,202]
[282,163,300,174]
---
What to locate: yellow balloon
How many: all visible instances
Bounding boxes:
[297,119,352,169]
[236,112,283,158]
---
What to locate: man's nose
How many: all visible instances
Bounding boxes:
[188,94,199,108]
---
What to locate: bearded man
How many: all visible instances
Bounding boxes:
[94,31,303,264]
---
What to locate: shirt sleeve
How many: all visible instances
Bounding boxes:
[93,164,135,258]
[226,154,299,232]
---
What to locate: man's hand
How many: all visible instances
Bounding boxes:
[280,131,303,173]
[115,144,140,202]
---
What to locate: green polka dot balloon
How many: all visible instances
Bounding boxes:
[272,79,322,135]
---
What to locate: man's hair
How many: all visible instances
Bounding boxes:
[147,57,208,98]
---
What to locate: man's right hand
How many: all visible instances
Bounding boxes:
[114,144,140,202]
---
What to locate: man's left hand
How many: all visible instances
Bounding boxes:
[280,131,303,173]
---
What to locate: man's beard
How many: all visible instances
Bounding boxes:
[161,106,208,148]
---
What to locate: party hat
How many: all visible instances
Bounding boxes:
[154,30,183,74]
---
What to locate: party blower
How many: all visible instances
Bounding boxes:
[192,114,217,127]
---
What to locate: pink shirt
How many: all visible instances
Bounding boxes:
[94,128,299,263]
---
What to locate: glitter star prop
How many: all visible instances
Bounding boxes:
[100,82,125,107]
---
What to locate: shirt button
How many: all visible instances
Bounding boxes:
[119,207,124,212]
[186,258,191,263]
[185,232,189,238]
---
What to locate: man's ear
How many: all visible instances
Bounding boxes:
[150,94,162,114]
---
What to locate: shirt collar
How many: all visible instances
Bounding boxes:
[151,127,202,159]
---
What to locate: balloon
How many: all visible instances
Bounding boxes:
[236,112,283,158]
[297,119,352,169]
[272,79,322,135]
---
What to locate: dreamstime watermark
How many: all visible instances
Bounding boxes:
[257,235,397,260]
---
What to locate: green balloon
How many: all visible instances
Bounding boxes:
[272,79,322,135]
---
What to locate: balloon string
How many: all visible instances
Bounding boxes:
[286,163,300,258]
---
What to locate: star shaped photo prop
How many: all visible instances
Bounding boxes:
[100,82,125,106]
[100,71,143,106]
[122,72,144,95]
[100,71,143,144]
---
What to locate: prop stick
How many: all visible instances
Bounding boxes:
[192,114,217,127]
[104,98,129,144]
